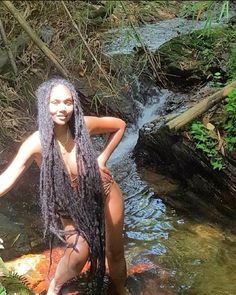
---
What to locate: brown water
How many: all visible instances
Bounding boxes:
[120,160,236,295]
[0,157,236,295]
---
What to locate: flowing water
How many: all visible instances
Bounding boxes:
[1,18,236,295]
[107,91,236,295]
[0,89,235,295]
[103,18,219,56]
[104,18,236,294]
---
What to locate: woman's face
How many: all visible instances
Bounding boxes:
[49,84,74,125]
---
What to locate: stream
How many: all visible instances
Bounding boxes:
[105,18,235,295]
[0,89,236,295]
[107,89,236,295]
[0,17,236,295]
[103,18,219,56]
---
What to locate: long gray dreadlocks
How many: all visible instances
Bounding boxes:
[36,77,105,291]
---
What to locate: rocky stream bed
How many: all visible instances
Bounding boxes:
[0,14,236,295]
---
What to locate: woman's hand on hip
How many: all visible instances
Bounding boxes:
[97,155,112,176]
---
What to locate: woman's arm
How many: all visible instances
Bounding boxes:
[0,132,40,197]
[84,116,126,168]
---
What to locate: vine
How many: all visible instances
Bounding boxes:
[190,87,236,170]
[190,121,223,170]
[224,87,236,151]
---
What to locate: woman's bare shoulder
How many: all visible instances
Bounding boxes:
[84,116,94,134]
[23,131,42,154]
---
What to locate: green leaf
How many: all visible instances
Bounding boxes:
[0,284,7,295]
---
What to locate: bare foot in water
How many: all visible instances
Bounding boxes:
[47,279,63,295]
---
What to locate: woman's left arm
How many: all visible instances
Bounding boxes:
[84,116,126,170]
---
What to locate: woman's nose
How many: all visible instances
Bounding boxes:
[58,103,66,111]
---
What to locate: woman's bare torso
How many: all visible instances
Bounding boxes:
[0,115,125,199]
[33,132,79,181]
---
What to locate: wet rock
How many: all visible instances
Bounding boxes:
[3,246,170,294]
[0,213,31,260]
[3,246,90,293]
[138,168,179,196]
[73,76,139,124]
[134,122,236,228]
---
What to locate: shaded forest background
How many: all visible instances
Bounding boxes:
[0,0,235,146]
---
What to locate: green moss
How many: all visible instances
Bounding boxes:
[158,25,236,87]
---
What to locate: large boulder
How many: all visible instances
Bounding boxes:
[155,26,236,90]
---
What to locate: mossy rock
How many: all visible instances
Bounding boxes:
[156,26,236,90]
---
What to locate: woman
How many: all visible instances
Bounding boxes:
[0,77,127,295]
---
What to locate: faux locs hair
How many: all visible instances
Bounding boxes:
[36,77,105,291]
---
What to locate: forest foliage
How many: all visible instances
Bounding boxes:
[0,0,235,155]
[0,1,235,291]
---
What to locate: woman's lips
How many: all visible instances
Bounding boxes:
[57,115,67,119]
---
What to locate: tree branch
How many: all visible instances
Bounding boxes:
[2,0,69,78]
[0,19,18,75]
[61,1,117,95]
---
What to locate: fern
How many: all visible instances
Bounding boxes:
[0,271,34,295]
[0,284,7,295]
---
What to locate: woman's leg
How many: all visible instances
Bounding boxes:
[47,222,89,295]
[105,181,127,295]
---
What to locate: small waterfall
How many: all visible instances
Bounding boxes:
[109,89,173,164]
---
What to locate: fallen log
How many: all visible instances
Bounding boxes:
[167,80,236,130]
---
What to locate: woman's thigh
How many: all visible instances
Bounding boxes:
[60,218,89,263]
[60,181,125,260]
[104,181,125,259]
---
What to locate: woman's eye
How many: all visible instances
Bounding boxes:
[50,100,58,105]
[49,99,72,106]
